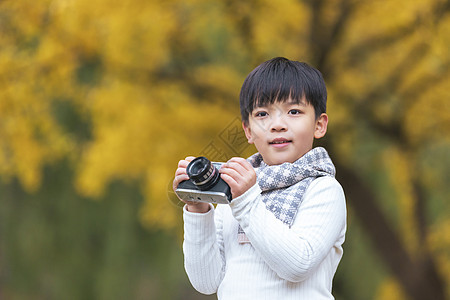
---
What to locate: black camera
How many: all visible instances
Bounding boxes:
[175,156,232,204]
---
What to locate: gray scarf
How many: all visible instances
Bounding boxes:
[247,147,336,227]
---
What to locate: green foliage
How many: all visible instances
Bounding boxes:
[0,163,200,300]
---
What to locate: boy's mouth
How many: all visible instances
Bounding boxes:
[269,138,292,145]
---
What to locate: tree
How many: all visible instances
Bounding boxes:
[0,0,449,299]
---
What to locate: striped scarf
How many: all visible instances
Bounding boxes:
[248,147,336,227]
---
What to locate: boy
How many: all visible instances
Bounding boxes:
[173,57,346,299]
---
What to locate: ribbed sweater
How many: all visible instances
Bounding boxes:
[183,176,346,300]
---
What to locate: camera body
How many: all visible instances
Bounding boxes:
[175,157,232,204]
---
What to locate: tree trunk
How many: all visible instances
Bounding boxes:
[334,162,446,300]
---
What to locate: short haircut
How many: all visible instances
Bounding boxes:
[239,57,327,125]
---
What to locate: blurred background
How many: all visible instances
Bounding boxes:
[0,0,449,299]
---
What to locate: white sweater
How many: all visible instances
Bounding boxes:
[183,176,346,300]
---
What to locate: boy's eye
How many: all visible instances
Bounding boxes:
[255,111,268,117]
[288,109,302,115]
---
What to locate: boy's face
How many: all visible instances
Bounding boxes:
[243,98,328,166]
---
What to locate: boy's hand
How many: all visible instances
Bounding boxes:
[220,157,256,199]
[173,156,210,213]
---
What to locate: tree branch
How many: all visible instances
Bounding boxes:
[345,0,450,66]
[307,0,356,73]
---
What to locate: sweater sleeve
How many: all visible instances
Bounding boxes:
[182,203,226,294]
[230,176,346,283]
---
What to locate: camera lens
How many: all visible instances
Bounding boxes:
[186,157,220,191]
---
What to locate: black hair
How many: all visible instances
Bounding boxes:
[239,57,327,125]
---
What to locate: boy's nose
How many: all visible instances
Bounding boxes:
[270,115,287,132]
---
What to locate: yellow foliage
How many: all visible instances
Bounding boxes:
[252,0,310,59]
[375,277,407,300]
[428,219,450,297]
[0,0,449,240]
[349,0,433,40]
[48,0,177,69]
[0,60,70,191]
[73,75,238,227]
[140,165,179,230]
[193,64,244,98]
[404,78,450,145]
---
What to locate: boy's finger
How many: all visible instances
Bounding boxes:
[227,157,254,172]
[178,156,195,168]
[172,174,189,191]
[175,167,188,177]
[227,157,246,163]
[219,173,239,194]
[220,167,242,182]
[221,161,248,177]
[173,173,189,184]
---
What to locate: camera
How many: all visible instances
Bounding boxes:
[175,156,232,204]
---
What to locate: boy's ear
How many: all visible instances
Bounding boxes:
[242,121,254,144]
[314,113,328,139]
